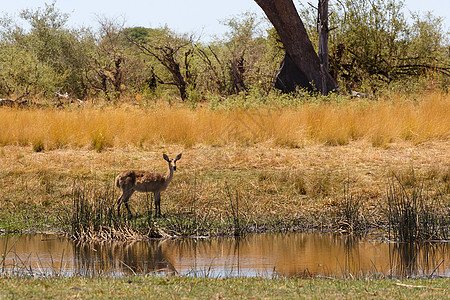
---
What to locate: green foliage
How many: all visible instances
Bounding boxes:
[0,2,94,98]
[0,43,60,96]
[0,1,448,101]
[299,0,450,93]
[124,26,151,43]
[125,25,197,100]
[219,12,283,94]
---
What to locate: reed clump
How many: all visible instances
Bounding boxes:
[70,183,120,241]
[69,181,244,240]
[386,173,450,242]
[333,181,366,234]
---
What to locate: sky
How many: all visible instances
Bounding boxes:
[1,0,449,41]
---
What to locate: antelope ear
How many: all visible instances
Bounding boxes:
[163,154,169,161]
[175,153,182,161]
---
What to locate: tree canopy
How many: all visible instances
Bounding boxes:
[0,0,448,102]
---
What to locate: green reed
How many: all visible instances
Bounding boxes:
[387,173,449,242]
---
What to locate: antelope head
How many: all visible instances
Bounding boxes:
[163,153,182,171]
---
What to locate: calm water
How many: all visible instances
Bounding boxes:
[0,233,448,278]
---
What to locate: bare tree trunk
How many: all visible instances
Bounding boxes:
[273,53,311,92]
[318,0,329,94]
[230,59,246,93]
[113,57,123,96]
[254,0,337,94]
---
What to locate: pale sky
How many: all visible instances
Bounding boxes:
[1,0,449,41]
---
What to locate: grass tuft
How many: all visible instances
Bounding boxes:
[386,173,449,242]
[32,139,45,152]
[334,181,365,234]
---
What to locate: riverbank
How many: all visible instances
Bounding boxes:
[1,140,448,239]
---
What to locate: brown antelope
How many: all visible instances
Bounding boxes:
[115,153,182,218]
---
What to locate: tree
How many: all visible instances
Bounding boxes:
[87,17,130,99]
[126,27,195,101]
[0,2,92,98]
[195,12,283,96]
[318,0,330,94]
[299,0,450,92]
[254,0,338,94]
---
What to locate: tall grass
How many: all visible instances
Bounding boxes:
[69,180,244,240]
[334,181,366,234]
[0,92,448,150]
[386,173,449,242]
[70,182,120,241]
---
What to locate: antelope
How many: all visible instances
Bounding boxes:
[115,153,182,218]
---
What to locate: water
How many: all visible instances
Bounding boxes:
[0,233,448,278]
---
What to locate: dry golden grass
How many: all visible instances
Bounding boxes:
[1,92,449,235]
[1,139,448,234]
[0,92,448,150]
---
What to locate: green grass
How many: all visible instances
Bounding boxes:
[0,276,448,299]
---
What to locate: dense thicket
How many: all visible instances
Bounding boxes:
[0,1,448,102]
[299,0,450,93]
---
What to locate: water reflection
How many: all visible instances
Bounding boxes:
[0,233,448,278]
[389,242,446,278]
[74,240,177,276]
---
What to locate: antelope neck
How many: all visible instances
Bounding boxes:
[164,163,174,185]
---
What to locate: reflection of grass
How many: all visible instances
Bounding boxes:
[0,236,70,278]
[0,92,448,149]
